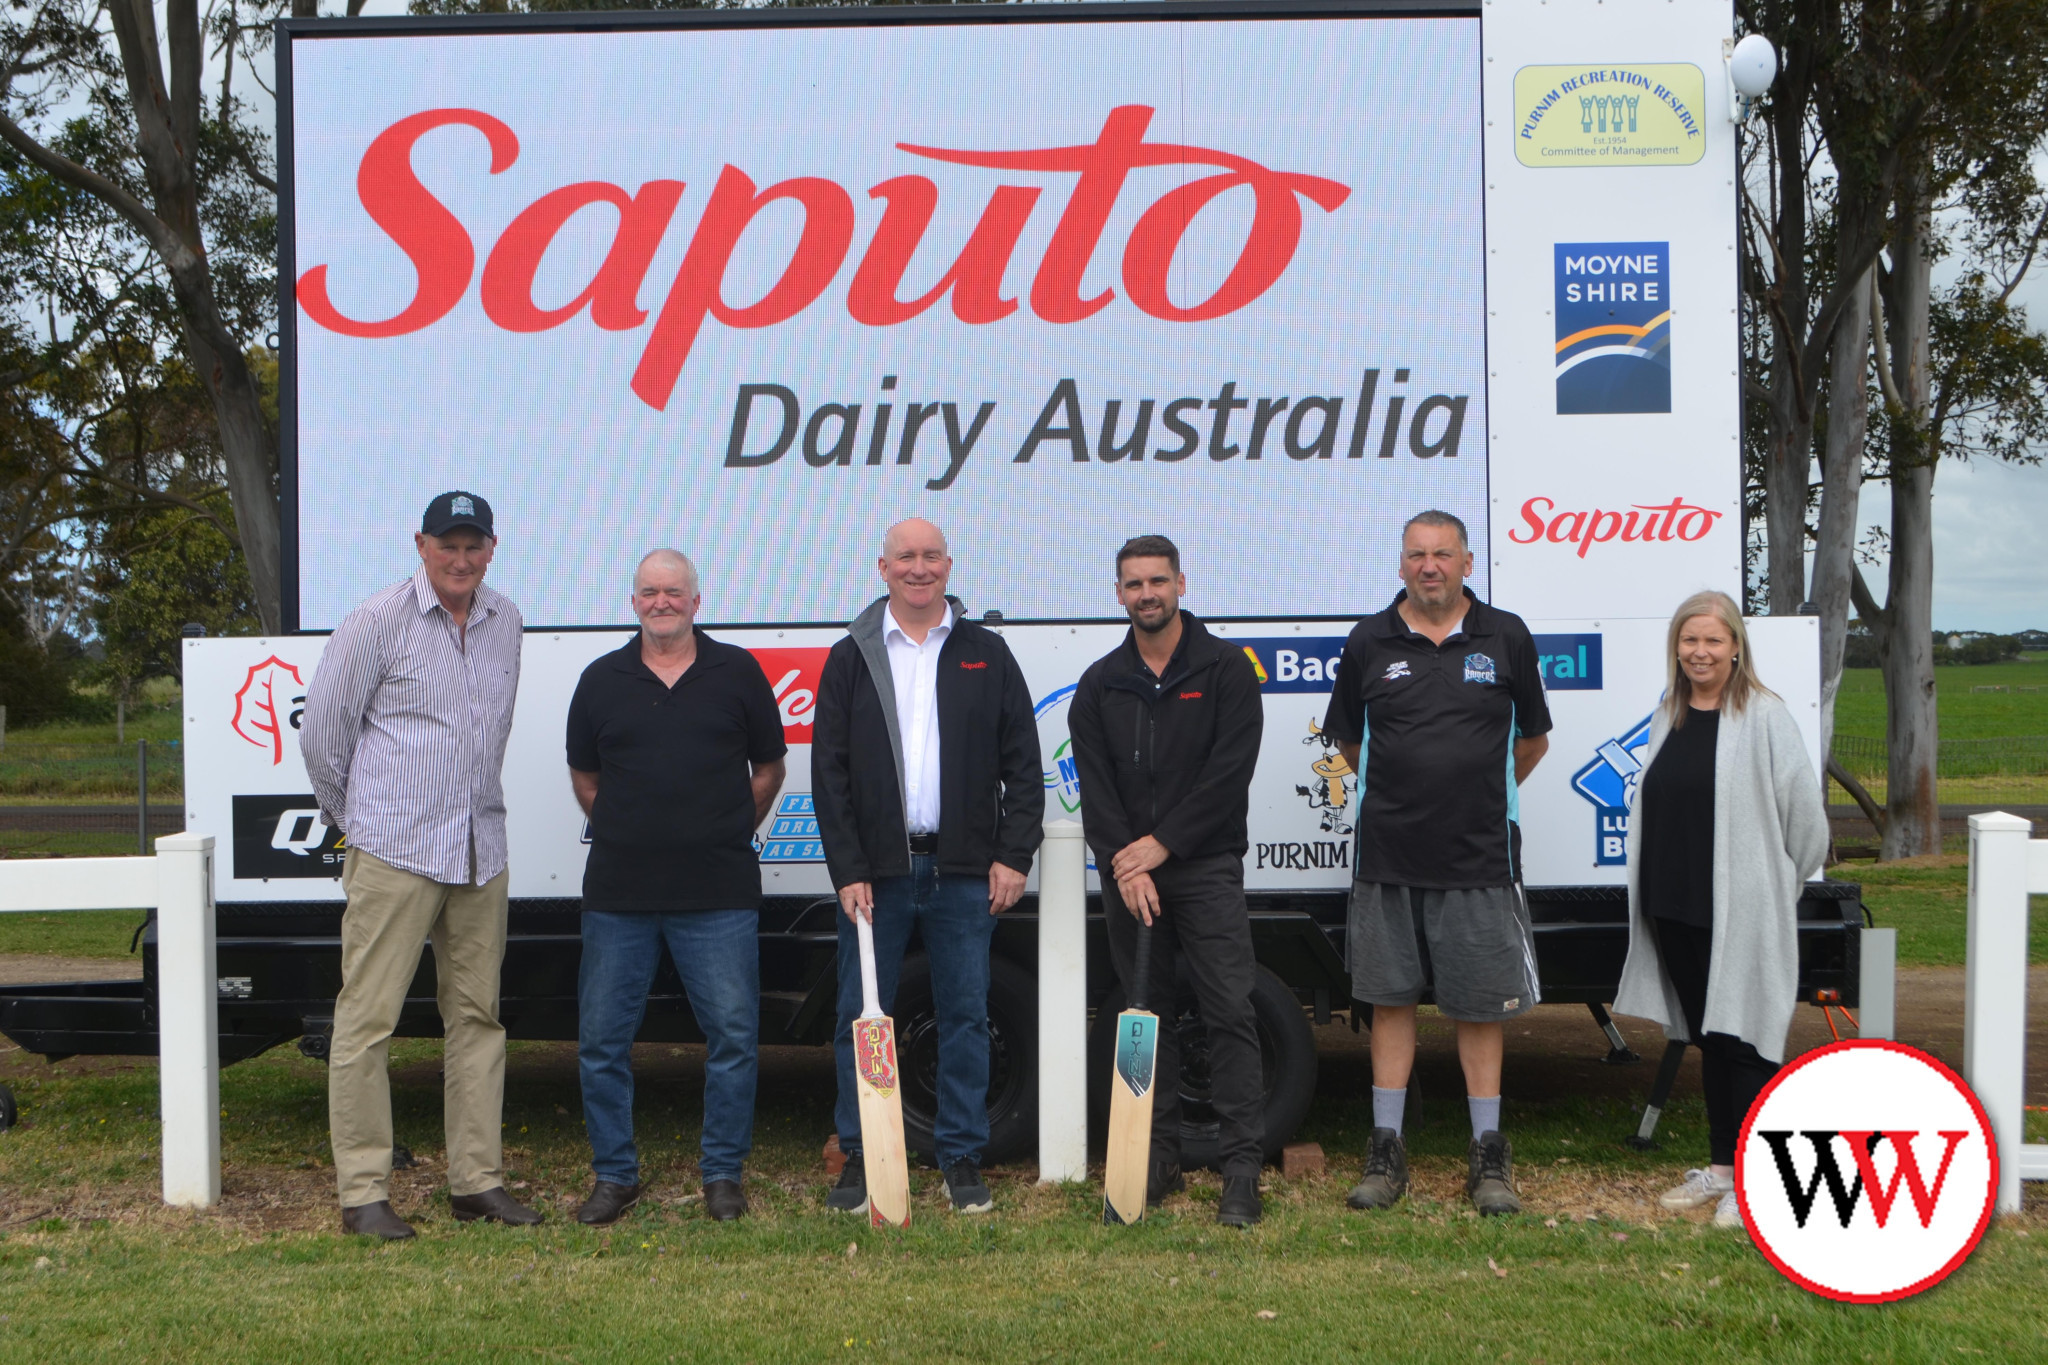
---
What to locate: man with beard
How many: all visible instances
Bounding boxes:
[1066,535,1267,1226]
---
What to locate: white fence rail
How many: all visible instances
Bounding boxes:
[1964,811,2048,1213]
[1037,820,1089,1185]
[0,834,219,1208]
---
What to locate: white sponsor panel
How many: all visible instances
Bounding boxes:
[1482,0,1744,618]
[183,614,1817,902]
[287,15,1491,628]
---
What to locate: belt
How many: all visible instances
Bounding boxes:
[907,832,939,856]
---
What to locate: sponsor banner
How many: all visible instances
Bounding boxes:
[1511,63,1708,168]
[1554,242,1670,415]
[288,17,1489,627]
[1483,1,1740,620]
[183,614,1819,901]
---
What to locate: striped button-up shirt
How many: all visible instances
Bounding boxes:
[301,566,523,886]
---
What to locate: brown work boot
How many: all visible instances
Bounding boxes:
[1347,1127,1410,1210]
[1466,1131,1521,1217]
[341,1199,416,1240]
[450,1186,544,1225]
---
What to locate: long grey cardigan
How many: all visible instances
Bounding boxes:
[1612,691,1830,1064]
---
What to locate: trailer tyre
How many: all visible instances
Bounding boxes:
[1088,964,1317,1170]
[892,952,1038,1167]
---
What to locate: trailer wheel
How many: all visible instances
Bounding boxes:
[892,952,1038,1167]
[1088,965,1318,1171]
[0,1082,15,1132]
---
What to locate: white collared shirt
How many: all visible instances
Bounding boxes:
[884,602,952,834]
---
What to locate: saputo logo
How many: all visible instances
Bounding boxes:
[1739,1041,1998,1302]
[297,107,1351,411]
[1508,496,1723,558]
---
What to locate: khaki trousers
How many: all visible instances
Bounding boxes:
[330,847,508,1208]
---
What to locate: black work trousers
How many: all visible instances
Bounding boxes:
[1652,916,1779,1166]
[1102,853,1265,1177]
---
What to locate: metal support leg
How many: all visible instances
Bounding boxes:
[1588,1002,1640,1065]
[1625,1039,1689,1152]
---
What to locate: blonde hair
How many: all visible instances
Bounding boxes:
[1661,590,1775,728]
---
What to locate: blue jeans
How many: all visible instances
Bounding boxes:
[835,857,996,1168]
[578,908,759,1186]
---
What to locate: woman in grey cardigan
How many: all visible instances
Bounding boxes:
[1613,590,1829,1231]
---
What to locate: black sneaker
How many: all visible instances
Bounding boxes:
[826,1160,869,1214]
[1147,1159,1186,1208]
[1467,1131,1521,1217]
[944,1161,994,1215]
[1346,1127,1409,1210]
[1217,1174,1262,1227]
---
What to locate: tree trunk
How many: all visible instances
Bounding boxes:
[1879,168,1939,860]
[1810,265,1871,796]
[1762,75,1814,617]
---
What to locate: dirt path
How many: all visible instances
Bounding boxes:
[0,952,142,984]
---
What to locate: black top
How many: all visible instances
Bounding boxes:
[1321,588,1553,889]
[566,630,787,912]
[1067,612,1265,867]
[1638,707,1719,928]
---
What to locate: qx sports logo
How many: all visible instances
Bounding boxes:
[1739,1040,1997,1303]
[299,107,1352,410]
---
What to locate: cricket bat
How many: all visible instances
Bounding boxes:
[1102,923,1159,1226]
[852,914,911,1230]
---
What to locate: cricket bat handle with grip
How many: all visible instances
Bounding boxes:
[857,913,883,1020]
[1131,922,1154,1014]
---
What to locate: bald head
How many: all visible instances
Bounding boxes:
[635,548,698,596]
[877,518,952,624]
[882,518,947,559]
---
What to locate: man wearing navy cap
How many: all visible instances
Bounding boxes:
[303,491,540,1239]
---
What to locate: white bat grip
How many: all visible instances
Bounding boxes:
[856,914,883,1019]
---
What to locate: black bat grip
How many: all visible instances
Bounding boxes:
[1130,922,1155,1014]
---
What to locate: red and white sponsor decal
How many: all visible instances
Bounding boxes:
[296,106,1350,410]
[1507,495,1724,558]
[751,648,828,744]
[231,657,308,765]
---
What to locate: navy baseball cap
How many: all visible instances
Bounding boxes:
[421,490,494,538]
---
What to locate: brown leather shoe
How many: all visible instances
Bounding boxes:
[341,1200,416,1240]
[450,1186,543,1226]
[576,1180,644,1226]
[704,1179,748,1222]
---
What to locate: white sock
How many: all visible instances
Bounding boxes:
[1371,1086,1407,1136]
[1468,1094,1501,1140]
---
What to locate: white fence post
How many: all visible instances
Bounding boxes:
[1859,926,1896,1041]
[155,832,220,1209]
[1038,820,1089,1185]
[1964,811,2033,1214]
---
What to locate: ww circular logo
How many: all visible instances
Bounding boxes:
[1738,1040,1998,1303]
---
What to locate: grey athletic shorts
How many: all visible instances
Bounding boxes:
[1347,882,1540,1023]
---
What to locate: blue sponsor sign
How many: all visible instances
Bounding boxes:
[1533,633,1604,690]
[1555,242,1671,414]
[759,792,824,863]
[1234,637,1349,693]
[1570,714,1652,866]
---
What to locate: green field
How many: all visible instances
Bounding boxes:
[1832,658,2048,740]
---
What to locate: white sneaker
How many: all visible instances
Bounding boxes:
[1659,1168,1731,1211]
[1713,1189,1743,1229]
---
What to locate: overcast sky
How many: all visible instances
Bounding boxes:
[268,7,2048,632]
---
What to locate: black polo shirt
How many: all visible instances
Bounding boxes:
[566,630,787,912]
[1321,588,1552,889]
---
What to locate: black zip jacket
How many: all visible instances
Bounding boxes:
[1067,611,1264,869]
[812,595,1045,890]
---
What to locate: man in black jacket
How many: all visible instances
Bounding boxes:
[812,518,1044,1216]
[1067,535,1266,1227]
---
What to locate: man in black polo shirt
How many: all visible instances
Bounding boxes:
[1322,511,1551,1217]
[565,549,787,1226]
[1068,535,1266,1227]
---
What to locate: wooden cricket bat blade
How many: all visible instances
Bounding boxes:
[1102,1006,1158,1226]
[853,1014,911,1230]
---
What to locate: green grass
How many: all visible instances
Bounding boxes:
[3,1039,2045,1362]
[0,908,145,959]
[1837,855,2048,966]
[1834,659,2048,741]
